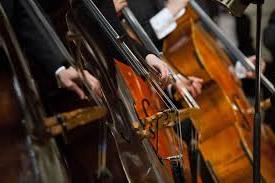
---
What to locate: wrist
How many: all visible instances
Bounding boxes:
[145,54,157,61]
[55,66,66,76]
[166,1,185,17]
[149,8,177,39]
[166,4,177,17]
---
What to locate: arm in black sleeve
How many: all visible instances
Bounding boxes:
[97,0,152,61]
[71,0,152,65]
[263,11,275,56]
[12,0,69,80]
[236,14,255,56]
[127,0,164,49]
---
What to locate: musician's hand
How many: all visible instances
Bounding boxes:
[166,0,188,17]
[145,54,170,86]
[57,67,102,99]
[245,55,266,79]
[175,74,203,98]
[113,0,128,13]
[181,0,189,6]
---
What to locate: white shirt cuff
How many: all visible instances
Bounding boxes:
[234,61,247,79]
[55,66,66,76]
[55,66,66,88]
[150,8,177,40]
[150,8,186,40]
[174,8,186,20]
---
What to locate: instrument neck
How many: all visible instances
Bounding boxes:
[122,6,199,109]
[189,0,275,94]
[122,7,160,56]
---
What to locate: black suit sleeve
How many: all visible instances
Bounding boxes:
[127,0,164,49]
[71,0,152,64]
[12,0,69,79]
[236,15,255,56]
[263,10,275,57]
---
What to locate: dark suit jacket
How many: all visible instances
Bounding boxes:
[264,10,275,60]
[0,0,68,81]
[71,0,151,64]
[1,0,151,76]
[263,10,275,131]
[127,0,164,49]
[236,14,255,56]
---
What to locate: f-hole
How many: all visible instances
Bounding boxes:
[193,50,206,70]
[142,99,151,117]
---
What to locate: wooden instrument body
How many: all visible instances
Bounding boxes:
[116,61,192,182]
[0,7,68,181]
[49,3,188,181]
[163,6,275,182]
[0,65,32,182]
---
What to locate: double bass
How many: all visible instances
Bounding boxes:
[163,1,275,182]
[14,0,177,182]
[68,0,205,182]
[121,1,275,182]
[0,4,68,182]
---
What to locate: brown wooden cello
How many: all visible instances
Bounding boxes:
[162,1,275,182]
[67,0,207,181]
[16,1,172,182]
[120,1,275,182]
[116,60,196,182]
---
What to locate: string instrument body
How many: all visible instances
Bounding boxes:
[49,1,190,181]
[0,5,68,182]
[116,61,192,182]
[163,6,275,182]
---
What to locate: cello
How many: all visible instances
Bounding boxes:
[18,0,174,182]
[68,0,204,181]
[120,2,275,182]
[162,1,275,182]
[120,6,205,182]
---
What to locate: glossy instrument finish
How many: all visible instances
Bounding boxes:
[60,4,180,181]
[116,61,192,182]
[0,4,68,182]
[163,5,275,183]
